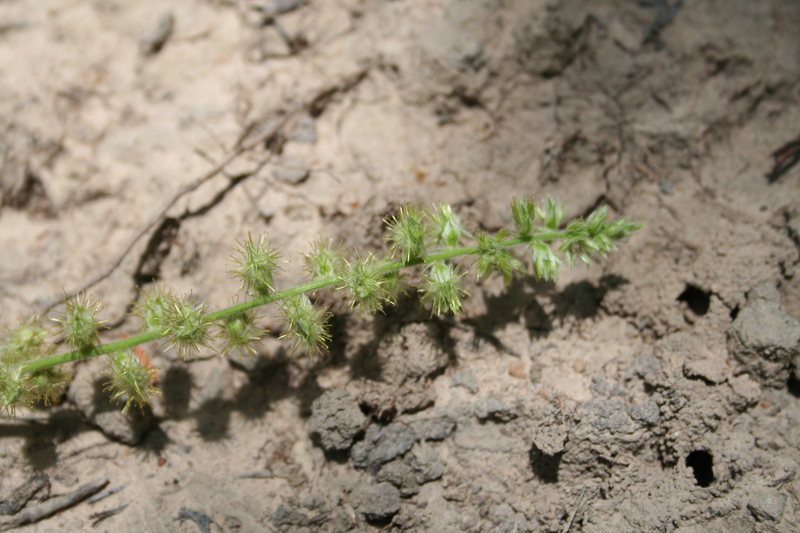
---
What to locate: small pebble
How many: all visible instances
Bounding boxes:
[291,116,317,144]
[748,491,787,522]
[451,370,478,393]
[272,156,310,185]
[355,482,401,521]
[508,361,526,379]
[140,11,174,56]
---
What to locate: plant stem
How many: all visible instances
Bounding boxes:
[20,229,563,374]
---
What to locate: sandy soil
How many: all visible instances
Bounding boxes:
[1,0,799,531]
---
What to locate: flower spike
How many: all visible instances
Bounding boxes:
[304,237,344,280]
[1,316,50,363]
[475,229,524,283]
[164,294,213,358]
[0,363,34,417]
[52,292,106,349]
[229,233,283,296]
[511,197,536,236]
[278,295,331,358]
[133,285,173,332]
[428,203,469,248]
[217,309,266,357]
[420,261,469,316]
[102,349,159,413]
[340,253,391,314]
[0,196,641,416]
[386,204,427,263]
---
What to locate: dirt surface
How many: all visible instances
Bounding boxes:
[1,0,800,531]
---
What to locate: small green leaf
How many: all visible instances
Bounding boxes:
[511,197,536,235]
[531,241,562,282]
[429,203,469,248]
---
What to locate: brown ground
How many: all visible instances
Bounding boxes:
[1,0,800,532]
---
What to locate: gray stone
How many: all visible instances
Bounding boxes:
[628,353,663,385]
[448,40,485,72]
[255,0,305,16]
[628,400,660,426]
[410,416,455,441]
[492,503,530,532]
[451,370,478,393]
[406,443,444,483]
[377,460,419,497]
[309,390,366,451]
[291,116,317,144]
[747,491,787,522]
[355,482,401,521]
[728,282,800,387]
[582,399,635,435]
[351,423,416,468]
[270,503,307,527]
[474,397,516,422]
[272,156,310,184]
[140,11,174,56]
[257,198,275,221]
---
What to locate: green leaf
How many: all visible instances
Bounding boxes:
[511,197,535,235]
[531,241,562,282]
[429,203,468,248]
[536,196,565,230]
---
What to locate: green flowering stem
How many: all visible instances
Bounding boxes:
[15,199,640,384]
[20,331,164,374]
[19,277,335,375]
[20,234,571,374]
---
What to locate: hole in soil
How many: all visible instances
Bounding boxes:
[529,444,562,483]
[677,284,711,316]
[788,373,800,398]
[686,450,715,487]
[729,304,739,320]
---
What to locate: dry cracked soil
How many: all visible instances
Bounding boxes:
[1,0,800,532]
